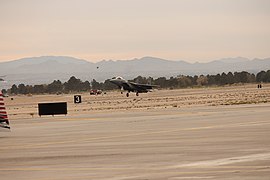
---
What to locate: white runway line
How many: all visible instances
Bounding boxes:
[173,152,270,168]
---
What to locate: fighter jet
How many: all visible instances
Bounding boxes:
[109,76,157,97]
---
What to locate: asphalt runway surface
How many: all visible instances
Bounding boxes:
[1,104,270,179]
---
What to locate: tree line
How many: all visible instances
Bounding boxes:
[2,70,270,95]
[2,76,117,95]
[132,70,270,88]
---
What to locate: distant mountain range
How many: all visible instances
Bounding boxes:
[0,56,270,89]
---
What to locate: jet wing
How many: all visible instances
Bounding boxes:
[129,82,158,90]
[122,82,133,89]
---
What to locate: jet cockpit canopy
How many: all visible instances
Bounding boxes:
[112,76,124,80]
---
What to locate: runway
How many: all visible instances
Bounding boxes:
[1,104,270,179]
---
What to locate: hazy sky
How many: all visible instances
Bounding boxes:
[0,0,269,62]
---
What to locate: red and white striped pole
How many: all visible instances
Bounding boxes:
[0,91,9,125]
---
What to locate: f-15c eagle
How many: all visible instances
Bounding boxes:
[109,76,157,97]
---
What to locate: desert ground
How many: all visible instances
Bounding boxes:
[1,84,270,179]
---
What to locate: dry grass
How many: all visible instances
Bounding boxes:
[4,83,270,120]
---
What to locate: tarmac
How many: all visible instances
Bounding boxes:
[1,103,270,179]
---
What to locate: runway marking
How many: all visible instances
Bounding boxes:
[1,120,270,150]
[168,177,214,179]
[173,153,270,168]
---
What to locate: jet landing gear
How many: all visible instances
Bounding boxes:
[125,92,139,97]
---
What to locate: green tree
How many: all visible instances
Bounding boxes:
[64,76,82,92]
[219,72,228,85]
[207,75,216,85]
[81,81,91,91]
[256,71,266,82]
[33,85,46,94]
[196,75,208,86]
[91,79,101,90]
[47,80,63,93]
[10,84,18,94]
[133,76,148,84]
[18,84,27,94]
[227,72,235,84]
[25,85,32,94]
[266,70,270,82]
[247,73,256,83]
[154,77,167,88]
[177,76,192,88]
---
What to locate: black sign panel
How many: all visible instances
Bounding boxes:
[38,102,67,116]
[74,95,82,104]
